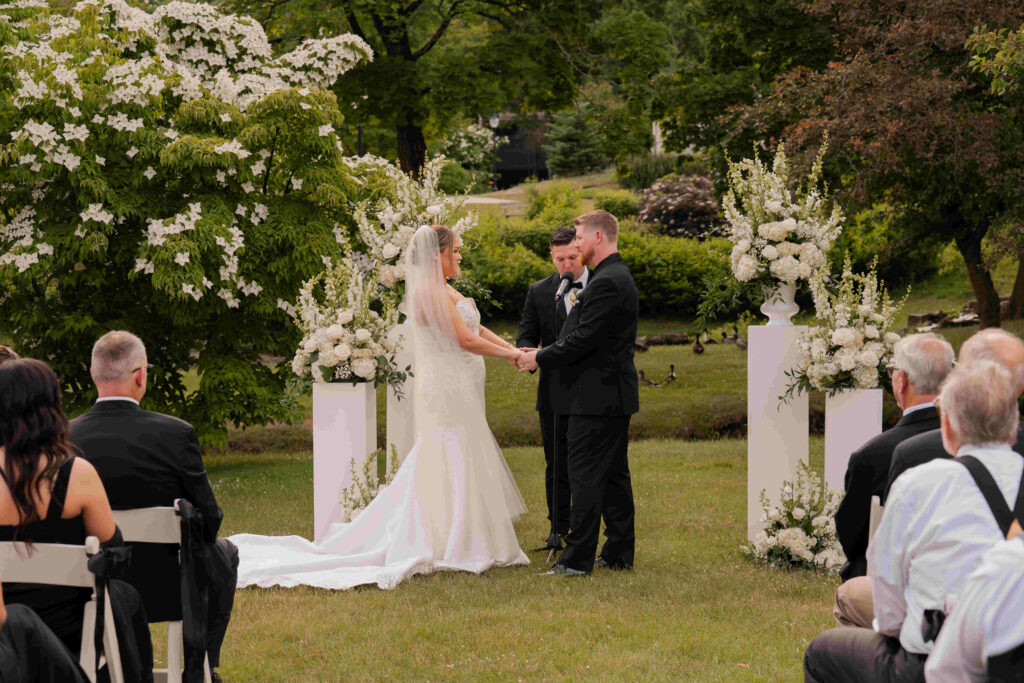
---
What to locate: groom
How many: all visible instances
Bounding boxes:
[517,209,639,576]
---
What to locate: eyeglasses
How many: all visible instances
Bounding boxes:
[934,396,942,415]
[885,365,901,379]
[131,364,154,373]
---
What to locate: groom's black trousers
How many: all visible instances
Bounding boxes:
[538,411,571,536]
[556,415,635,573]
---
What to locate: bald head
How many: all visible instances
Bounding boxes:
[959,329,1024,395]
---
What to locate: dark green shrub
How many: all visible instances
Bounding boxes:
[616,153,676,190]
[462,212,732,319]
[833,203,943,286]
[542,112,609,177]
[438,162,474,194]
[638,174,725,239]
[525,180,582,219]
[593,189,639,218]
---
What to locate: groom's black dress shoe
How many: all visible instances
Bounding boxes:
[595,556,633,571]
[543,563,589,577]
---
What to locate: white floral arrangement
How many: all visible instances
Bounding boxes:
[744,462,845,573]
[291,255,406,386]
[346,155,476,291]
[723,141,843,288]
[784,256,905,397]
[338,446,399,523]
[439,122,506,172]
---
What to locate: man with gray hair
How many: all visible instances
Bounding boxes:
[804,361,1024,683]
[885,328,1024,500]
[70,330,236,683]
[830,334,953,630]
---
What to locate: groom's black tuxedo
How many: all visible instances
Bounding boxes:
[537,252,639,572]
[517,270,588,536]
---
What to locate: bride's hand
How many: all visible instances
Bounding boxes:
[507,348,523,367]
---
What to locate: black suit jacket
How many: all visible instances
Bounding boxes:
[834,406,940,580]
[536,253,639,416]
[884,422,1024,504]
[70,399,222,621]
[516,270,588,413]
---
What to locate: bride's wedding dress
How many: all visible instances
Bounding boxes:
[230,296,529,590]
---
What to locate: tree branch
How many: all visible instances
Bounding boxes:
[342,8,370,44]
[412,1,463,60]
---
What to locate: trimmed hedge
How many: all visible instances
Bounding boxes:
[593,189,640,218]
[461,213,731,319]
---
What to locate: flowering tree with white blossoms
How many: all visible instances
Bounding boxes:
[438,122,505,177]
[0,0,393,441]
[723,141,843,291]
[744,461,845,573]
[783,256,905,398]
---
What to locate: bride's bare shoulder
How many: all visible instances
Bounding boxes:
[446,284,466,303]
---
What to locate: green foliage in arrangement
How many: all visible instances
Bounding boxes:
[592,189,639,218]
[542,110,609,177]
[615,153,677,190]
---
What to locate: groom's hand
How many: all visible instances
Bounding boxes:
[517,350,539,372]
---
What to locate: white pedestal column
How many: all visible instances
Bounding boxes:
[747,325,809,541]
[313,382,376,543]
[385,321,415,469]
[824,388,883,495]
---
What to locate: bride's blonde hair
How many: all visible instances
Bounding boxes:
[429,224,453,253]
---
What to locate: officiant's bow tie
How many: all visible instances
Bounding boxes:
[571,281,583,290]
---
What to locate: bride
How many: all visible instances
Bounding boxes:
[230,225,530,590]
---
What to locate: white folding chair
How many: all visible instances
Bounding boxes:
[0,536,124,683]
[113,501,212,683]
[868,495,884,540]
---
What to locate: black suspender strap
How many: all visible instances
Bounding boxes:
[956,455,1024,538]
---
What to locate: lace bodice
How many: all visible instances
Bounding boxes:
[455,298,480,333]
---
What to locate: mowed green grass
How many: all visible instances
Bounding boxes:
[205,438,836,681]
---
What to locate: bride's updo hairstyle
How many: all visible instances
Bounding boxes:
[430,224,453,254]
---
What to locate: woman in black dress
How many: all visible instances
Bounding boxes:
[0,358,151,680]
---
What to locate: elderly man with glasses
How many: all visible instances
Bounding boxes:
[830,333,953,630]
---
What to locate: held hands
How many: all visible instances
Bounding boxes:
[506,347,523,368]
[516,349,539,372]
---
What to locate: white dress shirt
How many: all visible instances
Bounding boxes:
[869,443,1024,655]
[95,395,140,405]
[925,536,1024,682]
[562,267,589,316]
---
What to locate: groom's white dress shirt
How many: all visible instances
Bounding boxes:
[869,443,1023,655]
[562,268,589,316]
[924,536,1024,681]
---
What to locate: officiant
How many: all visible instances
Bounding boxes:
[516,226,589,548]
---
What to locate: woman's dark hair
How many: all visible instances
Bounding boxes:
[430,224,454,253]
[549,225,577,248]
[0,359,75,542]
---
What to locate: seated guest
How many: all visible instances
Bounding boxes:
[804,361,1024,683]
[835,333,951,583]
[71,331,237,682]
[0,582,89,682]
[885,328,1024,502]
[831,334,951,631]
[0,359,151,680]
[925,536,1024,682]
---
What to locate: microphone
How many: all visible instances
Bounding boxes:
[554,271,574,301]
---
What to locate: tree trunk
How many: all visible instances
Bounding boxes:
[1007,255,1024,320]
[956,233,1002,328]
[396,121,427,177]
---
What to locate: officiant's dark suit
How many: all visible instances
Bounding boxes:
[883,423,1024,503]
[70,400,237,668]
[536,247,639,574]
[517,268,588,538]
[834,406,940,581]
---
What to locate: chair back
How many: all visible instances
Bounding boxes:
[869,495,884,540]
[0,535,99,586]
[112,505,181,544]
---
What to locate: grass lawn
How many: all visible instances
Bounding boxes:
[205,437,835,681]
